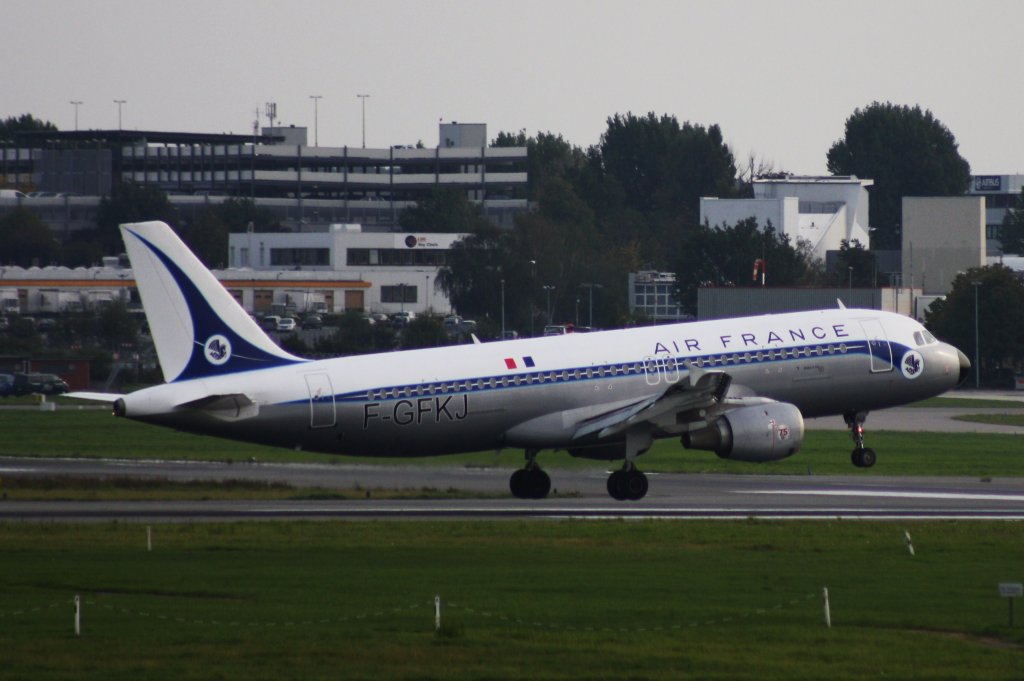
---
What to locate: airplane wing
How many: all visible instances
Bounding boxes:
[572,368,732,441]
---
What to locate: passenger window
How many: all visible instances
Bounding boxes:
[914,331,925,346]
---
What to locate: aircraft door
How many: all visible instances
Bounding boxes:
[858,319,893,373]
[304,373,337,428]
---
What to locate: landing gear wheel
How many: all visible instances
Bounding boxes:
[606,469,648,501]
[526,468,551,499]
[844,412,878,469]
[851,447,877,469]
[510,468,529,498]
[510,467,550,499]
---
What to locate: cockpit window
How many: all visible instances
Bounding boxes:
[914,329,939,345]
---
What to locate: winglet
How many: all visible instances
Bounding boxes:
[836,298,847,309]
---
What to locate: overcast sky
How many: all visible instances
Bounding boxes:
[6,0,1022,175]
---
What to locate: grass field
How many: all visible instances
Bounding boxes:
[3,409,1023,479]
[1,521,1022,680]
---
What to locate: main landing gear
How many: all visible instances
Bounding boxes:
[607,428,652,501]
[607,463,648,501]
[509,449,551,499]
[844,411,877,468]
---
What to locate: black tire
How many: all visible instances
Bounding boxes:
[509,469,529,498]
[851,448,864,468]
[607,471,626,501]
[624,470,649,501]
[527,468,551,499]
[860,448,877,468]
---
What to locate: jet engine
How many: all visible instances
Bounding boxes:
[681,402,804,462]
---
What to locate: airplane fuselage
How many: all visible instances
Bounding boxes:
[122,308,964,458]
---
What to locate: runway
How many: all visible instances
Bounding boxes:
[2,398,1022,522]
[3,457,1024,521]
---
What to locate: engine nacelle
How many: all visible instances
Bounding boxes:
[681,402,804,462]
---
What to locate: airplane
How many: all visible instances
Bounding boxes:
[68,221,971,501]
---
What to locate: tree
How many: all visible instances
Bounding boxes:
[0,207,59,266]
[596,112,737,223]
[400,316,451,349]
[670,219,818,314]
[926,265,1024,384]
[435,224,522,327]
[0,113,57,142]
[999,188,1024,255]
[95,183,178,254]
[826,239,877,288]
[399,187,493,233]
[827,102,971,250]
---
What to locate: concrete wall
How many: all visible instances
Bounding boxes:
[902,197,985,295]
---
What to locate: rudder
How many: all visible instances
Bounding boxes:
[121,221,304,382]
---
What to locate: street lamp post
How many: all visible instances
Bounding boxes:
[580,283,603,329]
[70,101,82,131]
[500,277,506,339]
[972,280,981,389]
[357,94,370,148]
[113,99,126,131]
[848,267,853,290]
[542,285,555,325]
[309,95,322,146]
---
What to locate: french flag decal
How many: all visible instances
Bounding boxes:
[504,356,535,370]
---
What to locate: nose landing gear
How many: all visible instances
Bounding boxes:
[845,411,876,468]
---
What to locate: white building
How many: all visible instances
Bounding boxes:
[700,176,873,261]
[966,174,1024,255]
[228,225,467,315]
[628,271,687,322]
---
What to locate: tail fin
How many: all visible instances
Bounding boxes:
[121,221,305,383]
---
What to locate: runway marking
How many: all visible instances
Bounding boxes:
[746,490,1024,502]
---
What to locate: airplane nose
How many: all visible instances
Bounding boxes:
[957,349,971,387]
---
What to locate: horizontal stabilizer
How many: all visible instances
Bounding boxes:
[62,391,125,403]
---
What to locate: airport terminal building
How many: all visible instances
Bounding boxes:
[0,122,528,235]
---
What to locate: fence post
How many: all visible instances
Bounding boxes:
[147,526,152,552]
[822,587,831,628]
[74,595,80,636]
[434,595,441,631]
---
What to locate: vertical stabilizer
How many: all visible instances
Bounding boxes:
[121,221,304,382]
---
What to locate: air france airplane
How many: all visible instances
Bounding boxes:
[70,221,970,501]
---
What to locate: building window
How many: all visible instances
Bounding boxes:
[347,248,449,267]
[270,248,330,267]
[381,285,418,303]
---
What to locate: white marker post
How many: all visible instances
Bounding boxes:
[822,587,831,628]
[904,531,915,556]
[999,583,1023,627]
[74,595,80,636]
[434,595,441,632]
[147,526,152,552]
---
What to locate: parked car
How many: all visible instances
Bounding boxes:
[260,315,281,331]
[301,314,322,329]
[543,325,568,336]
[0,372,69,397]
[276,317,296,332]
[391,311,416,326]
